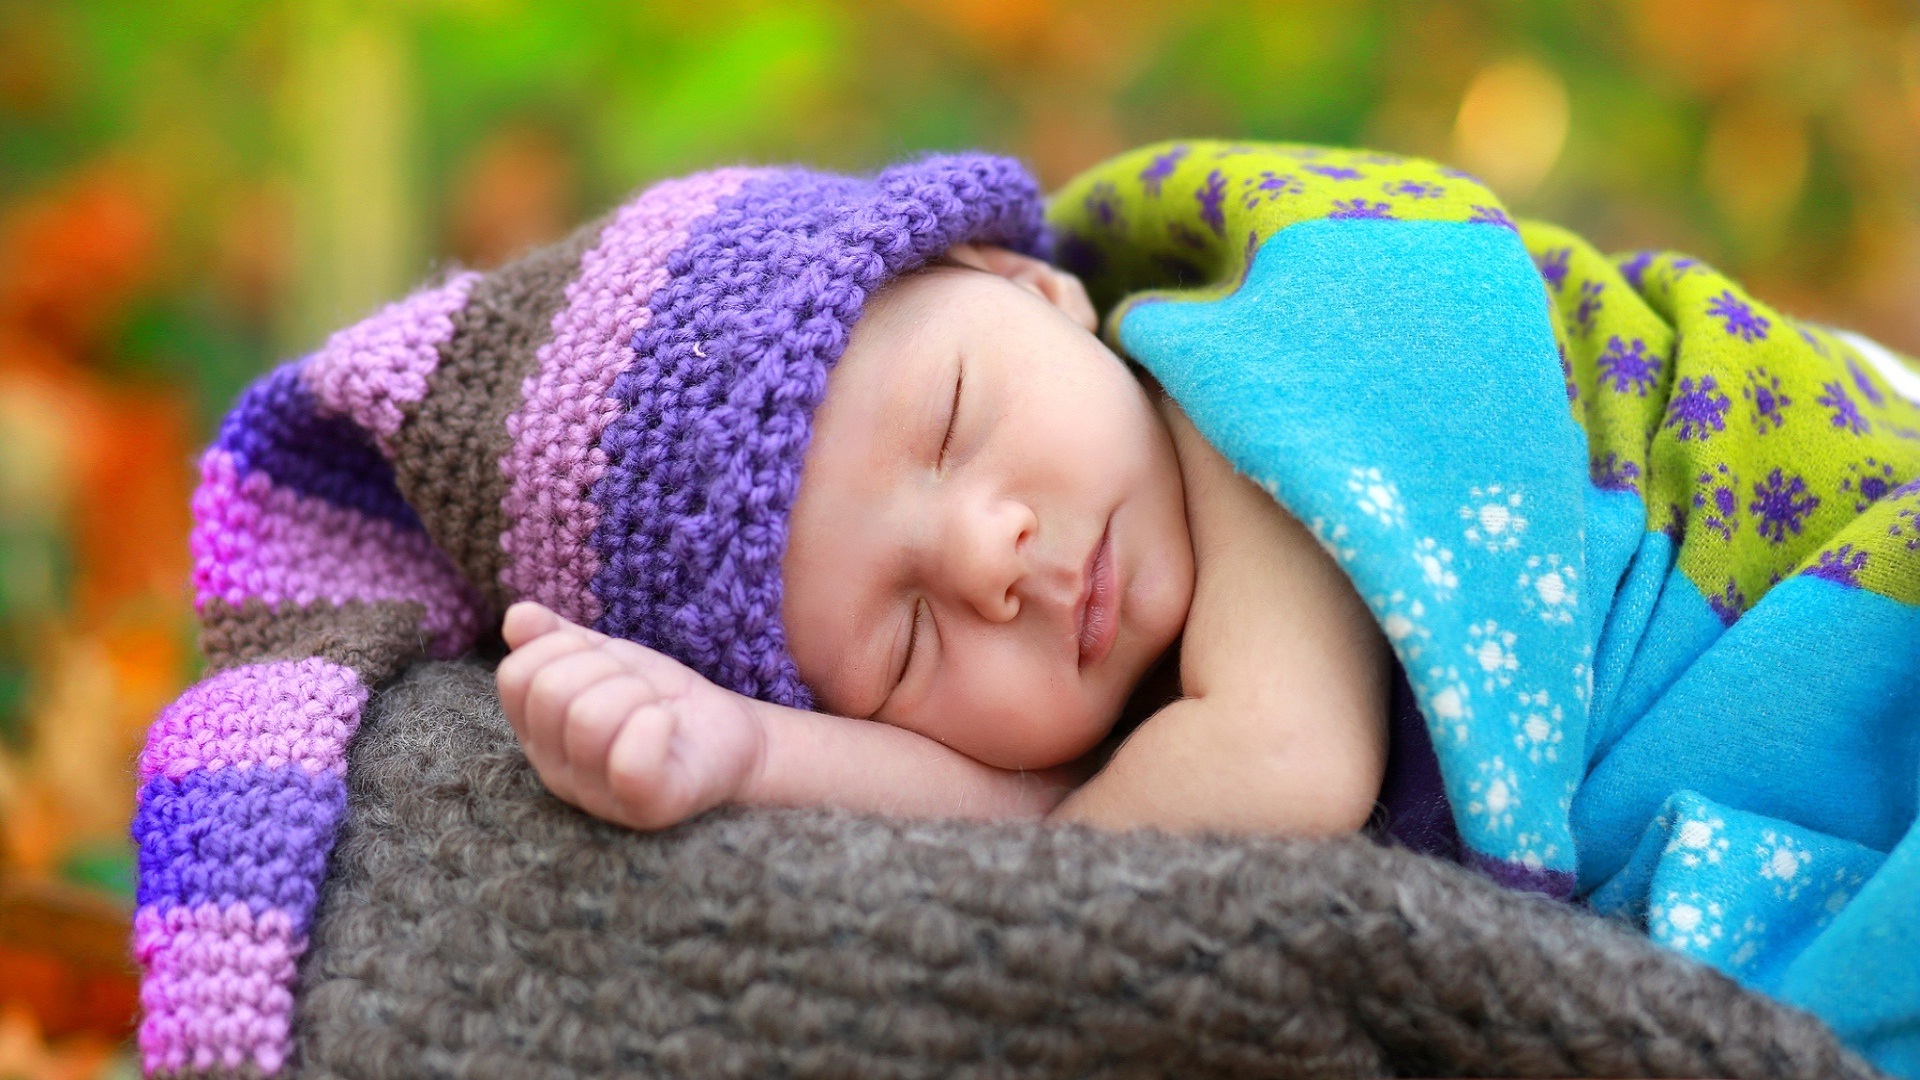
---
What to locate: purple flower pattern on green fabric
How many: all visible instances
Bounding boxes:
[1707,291,1771,342]
[1305,164,1364,180]
[1846,356,1886,407]
[1467,205,1516,230]
[1385,179,1444,199]
[1195,169,1227,237]
[1892,483,1920,551]
[1138,145,1189,196]
[1749,468,1820,544]
[1693,463,1739,541]
[1620,251,1655,289]
[1329,199,1393,220]
[1708,578,1748,625]
[1804,545,1869,588]
[1573,281,1604,336]
[1241,171,1303,209]
[1796,324,1830,357]
[1665,375,1730,441]
[1660,503,1688,545]
[1742,369,1791,434]
[1597,335,1659,395]
[1084,182,1123,232]
[1842,458,1900,511]
[1535,247,1571,290]
[1591,452,1641,493]
[1560,343,1578,404]
[1818,381,1871,435]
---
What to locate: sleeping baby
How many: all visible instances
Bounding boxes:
[138,142,1920,1079]
[495,141,1920,1075]
[495,239,1395,840]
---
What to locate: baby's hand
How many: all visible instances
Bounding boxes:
[496,602,767,830]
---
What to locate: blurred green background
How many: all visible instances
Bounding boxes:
[2,0,1918,1073]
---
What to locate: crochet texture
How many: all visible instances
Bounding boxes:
[131,154,1046,1079]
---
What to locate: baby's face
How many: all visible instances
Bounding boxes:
[781,251,1195,770]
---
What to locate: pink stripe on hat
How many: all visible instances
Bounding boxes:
[304,270,482,451]
[497,168,760,622]
[138,658,366,782]
[134,902,302,1075]
[191,449,485,655]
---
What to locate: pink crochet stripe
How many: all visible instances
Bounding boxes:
[138,658,366,783]
[134,902,301,1076]
[303,269,482,451]
[497,168,760,622]
[192,449,485,656]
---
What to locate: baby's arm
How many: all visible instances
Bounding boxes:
[496,603,1080,830]
[1051,401,1392,836]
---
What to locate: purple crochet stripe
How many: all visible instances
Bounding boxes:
[587,154,1048,707]
[134,657,363,1076]
[498,168,762,624]
[192,449,485,657]
[303,269,482,452]
[212,362,421,530]
[138,658,366,782]
[135,902,301,1076]
[132,765,347,933]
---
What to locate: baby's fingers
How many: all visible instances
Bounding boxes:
[558,675,654,788]
[603,704,682,829]
[497,621,606,728]
[517,647,633,774]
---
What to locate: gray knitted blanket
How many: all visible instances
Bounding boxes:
[292,661,1882,1079]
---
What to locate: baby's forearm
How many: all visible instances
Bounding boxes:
[743,698,1085,820]
[1049,697,1383,836]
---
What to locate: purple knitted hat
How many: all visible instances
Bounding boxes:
[590,157,1049,707]
[132,153,1045,1079]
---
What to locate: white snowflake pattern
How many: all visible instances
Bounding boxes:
[1413,537,1459,600]
[1459,484,1528,552]
[1571,660,1593,705]
[1726,915,1767,972]
[1516,553,1579,625]
[1649,889,1725,953]
[1508,688,1564,764]
[1424,664,1474,744]
[1818,867,1866,928]
[1756,831,1813,901]
[1373,590,1431,660]
[1510,831,1559,871]
[1662,812,1730,869]
[1466,755,1520,832]
[1307,514,1358,563]
[1465,620,1519,691]
[1348,467,1408,529]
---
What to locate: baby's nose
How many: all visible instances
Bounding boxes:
[950,496,1036,622]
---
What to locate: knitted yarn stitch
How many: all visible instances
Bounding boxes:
[131,153,1047,1080]
[292,660,1887,1080]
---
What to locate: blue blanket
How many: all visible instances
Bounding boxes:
[1049,140,1920,1076]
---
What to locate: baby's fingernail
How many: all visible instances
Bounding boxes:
[502,601,558,646]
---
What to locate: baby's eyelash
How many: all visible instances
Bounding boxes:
[938,365,962,465]
[898,597,928,689]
